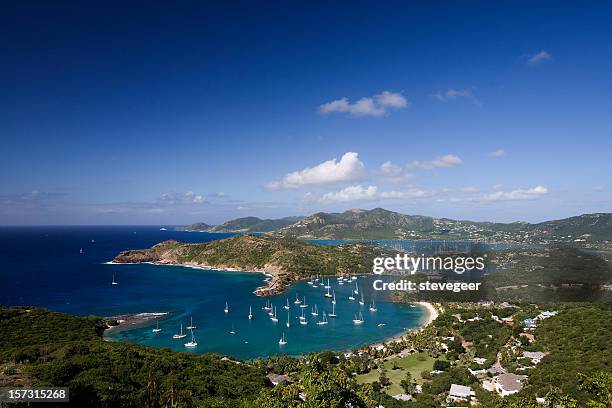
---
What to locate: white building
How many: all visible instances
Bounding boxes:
[494,373,528,397]
[448,384,474,402]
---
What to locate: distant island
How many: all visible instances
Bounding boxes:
[113,234,393,295]
[176,208,612,248]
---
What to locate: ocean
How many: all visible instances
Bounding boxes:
[0,226,425,360]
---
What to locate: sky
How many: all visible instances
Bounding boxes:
[1,1,611,225]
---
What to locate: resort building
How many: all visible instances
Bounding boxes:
[448,384,474,403]
[266,373,291,386]
[494,373,528,397]
[522,351,545,364]
[523,318,537,330]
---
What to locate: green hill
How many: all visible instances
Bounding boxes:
[113,234,391,294]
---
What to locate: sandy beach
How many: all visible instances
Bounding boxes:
[416,301,439,328]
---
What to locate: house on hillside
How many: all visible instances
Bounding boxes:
[266,373,291,386]
[521,351,545,364]
[523,318,537,330]
[448,384,474,403]
[494,373,528,397]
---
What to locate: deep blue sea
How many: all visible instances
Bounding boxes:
[0,226,428,360]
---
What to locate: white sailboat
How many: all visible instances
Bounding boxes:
[186,316,197,330]
[359,293,365,306]
[268,303,275,316]
[286,310,291,328]
[352,312,364,325]
[328,302,337,318]
[294,294,301,305]
[311,304,318,316]
[224,301,229,313]
[348,293,355,301]
[284,298,290,310]
[354,282,359,295]
[316,312,328,325]
[248,306,253,320]
[270,306,278,322]
[229,323,236,335]
[184,328,197,348]
[152,318,162,333]
[111,273,118,285]
[369,299,377,312]
[172,323,187,339]
[324,285,333,298]
[299,308,308,325]
[324,279,331,289]
[263,299,272,311]
[278,332,287,345]
[332,290,336,305]
[300,296,308,308]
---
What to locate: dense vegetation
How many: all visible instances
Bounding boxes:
[0,307,266,407]
[113,235,391,281]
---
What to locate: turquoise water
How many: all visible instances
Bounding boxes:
[103,264,424,360]
[0,227,424,360]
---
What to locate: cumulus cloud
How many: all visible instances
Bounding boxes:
[319,185,378,203]
[490,149,506,157]
[378,161,416,184]
[380,188,432,199]
[527,50,552,65]
[158,191,207,205]
[461,186,479,193]
[433,88,480,105]
[408,154,463,170]
[319,91,408,117]
[266,152,365,190]
[449,186,547,203]
[315,185,432,203]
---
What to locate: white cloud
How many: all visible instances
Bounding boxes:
[433,88,480,105]
[490,149,506,157]
[461,186,479,193]
[379,161,402,176]
[319,91,408,117]
[409,154,463,169]
[158,191,207,205]
[446,186,548,203]
[527,50,552,65]
[376,91,408,108]
[266,152,365,190]
[380,188,432,199]
[319,185,378,203]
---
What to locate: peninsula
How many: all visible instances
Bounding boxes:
[112,234,392,295]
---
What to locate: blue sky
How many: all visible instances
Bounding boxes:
[1,1,611,225]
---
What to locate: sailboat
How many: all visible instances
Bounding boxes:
[359,293,365,306]
[354,282,359,295]
[324,279,331,289]
[152,319,162,333]
[294,294,301,305]
[263,299,272,311]
[324,285,333,298]
[186,316,197,330]
[184,328,197,348]
[316,312,328,325]
[338,278,344,285]
[270,306,278,322]
[224,302,229,313]
[284,298,290,310]
[348,292,355,301]
[352,312,364,325]
[248,306,253,320]
[278,332,287,345]
[229,323,236,335]
[79,248,83,254]
[369,299,377,312]
[268,303,275,316]
[111,273,119,285]
[172,322,187,339]
[286,310,291,327]
[328,302,337,318]
[300,296,308,308]
[299,308,308,325]
[332,291,336,305]
[311,304,318,316]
